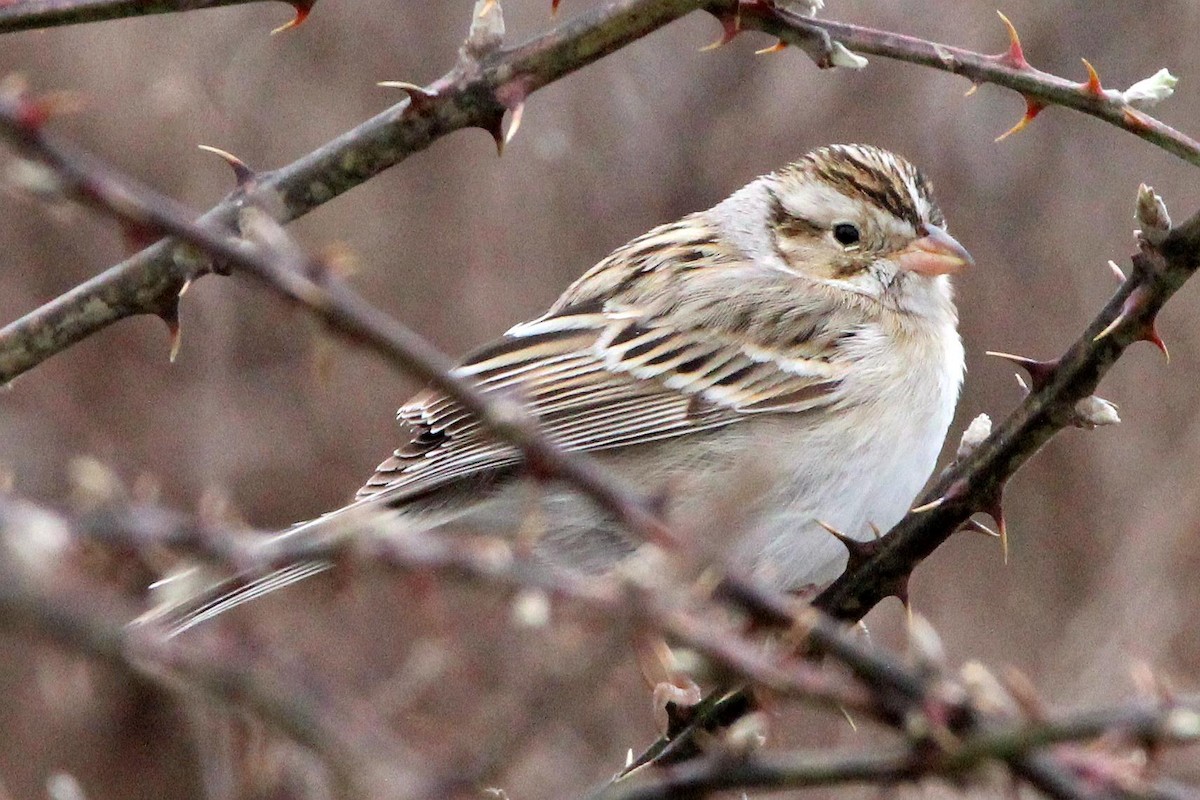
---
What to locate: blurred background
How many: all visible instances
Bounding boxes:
[1,0,1199,797]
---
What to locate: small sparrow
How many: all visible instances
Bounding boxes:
[162,144,969,632]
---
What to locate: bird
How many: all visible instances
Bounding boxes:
[155,143,970,634]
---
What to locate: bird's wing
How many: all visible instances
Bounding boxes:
[356,299,849,504]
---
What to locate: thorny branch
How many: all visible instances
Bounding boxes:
[0,0,708,383]
[2,1,1200,798]
[1,0,1197,384]
[0,0,308,34]
[0,83,673,554]
[14,495,1200,800]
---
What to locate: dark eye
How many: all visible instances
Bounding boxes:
[832,222,861,247]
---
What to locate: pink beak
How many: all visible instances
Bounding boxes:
[895,225,974,276]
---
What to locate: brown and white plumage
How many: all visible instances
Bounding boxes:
[155,144,970,634]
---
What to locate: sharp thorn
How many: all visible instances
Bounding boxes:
[995,10,1029,69]
[995,97,1045,142]
[197,144,255,187]
[964,82,980,97]
[478,0,497,17]
[700,11,740,51]
[178,278,192,298]
[816,519,855,547]
[1080,57,1103,95]
[271,0,313,34]
[1145,323,1170,362]
[504,100,525,146]
[962,518,1000,538]
[911,497,945,514]
[1108,260,1127,283]
[1093,314,1123,343]
[755,40,788,55]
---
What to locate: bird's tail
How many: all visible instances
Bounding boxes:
[139,560,333,637]
[135,501,391,636]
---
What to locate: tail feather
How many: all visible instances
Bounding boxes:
[139,561,332,636]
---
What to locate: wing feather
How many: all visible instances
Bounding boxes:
[356,306,847,504]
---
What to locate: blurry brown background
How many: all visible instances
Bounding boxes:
[1,1,1199,798]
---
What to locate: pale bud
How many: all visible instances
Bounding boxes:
[956,414,992,461]
[1073,395,1120,429]
[1121,68,1178,108]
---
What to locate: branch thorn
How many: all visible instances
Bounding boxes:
[910,496,944,514]
[157,301,182,363]
[700,9,741,51]
[1092,286,1169,361]
[994,11,1030,70]
[271,0,315,35]
[755,39,788,56]
[964,82,980,97]
[504,100,525,146]
[960,518,1000,539]
[981,492,1008,563]
[995,96,1045,142]
[196,145,255,188]
[817,519,883,570]
[1080,58,1104,96]
[377,81,438,113]
[985,351,1058,392]
[1108,260,1127,283]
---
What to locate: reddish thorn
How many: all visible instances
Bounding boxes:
[1122,107,1152,132]
[377,81,438,113]
[1143,321,1170,362]
[995,97,1045,142]
[1093,285,1169,361]
[755,39,788,56]
[271,0,314,34]
[197,144,255,188]
[984,351,1059,392]
[551,0,560,13]
[700,10,741,51]
[1080,58,1103,96]
[994,11,1029,70]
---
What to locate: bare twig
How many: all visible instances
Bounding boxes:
[725,3,1200,165]
[597,698,1200,800]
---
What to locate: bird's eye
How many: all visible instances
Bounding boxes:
[832,222,861,247]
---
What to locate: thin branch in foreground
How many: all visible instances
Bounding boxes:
[0,0,304,34]
[0,507,421,800]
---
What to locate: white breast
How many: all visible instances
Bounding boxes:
[731,315,964,591]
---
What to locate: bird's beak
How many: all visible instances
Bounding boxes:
[895,225,974,276]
